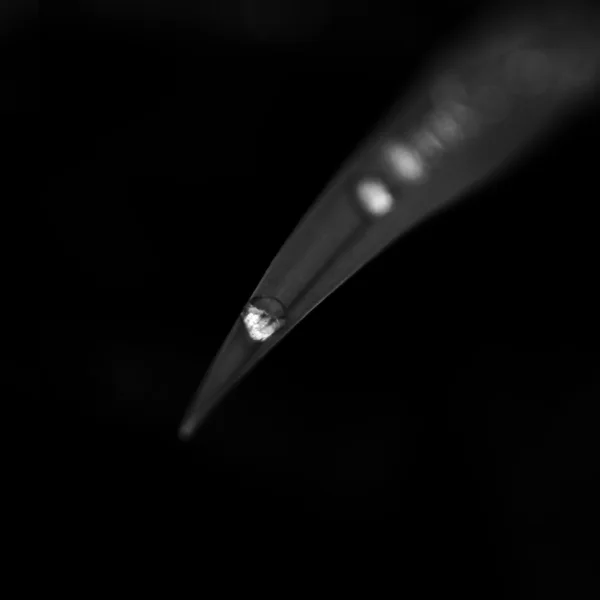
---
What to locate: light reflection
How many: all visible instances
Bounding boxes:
[241,298,286,342]
[383,144,427,182]
[356,179,395,215]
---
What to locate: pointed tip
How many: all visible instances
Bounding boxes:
[178,389,221,441]
[178,415,198,442]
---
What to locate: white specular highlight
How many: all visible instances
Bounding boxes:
[356,179,395,215]
[384,144,426,182]
[242,305,283,341]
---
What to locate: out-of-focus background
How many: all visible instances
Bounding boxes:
[18,0,600,594]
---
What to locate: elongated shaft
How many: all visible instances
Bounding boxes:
[179,2,599,440]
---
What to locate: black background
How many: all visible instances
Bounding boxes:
[18,0,600,594]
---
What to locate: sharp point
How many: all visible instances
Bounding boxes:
[177,416,198,442]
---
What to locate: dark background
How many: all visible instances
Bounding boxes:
[16,0,600,594]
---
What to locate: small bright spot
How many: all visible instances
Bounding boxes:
[242,305,283,341]
[384,144,426,182]
[357,179,394,215]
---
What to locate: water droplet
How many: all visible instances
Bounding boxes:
[383,144,427,182]
[356,179,395,215]
[241,296,286,341]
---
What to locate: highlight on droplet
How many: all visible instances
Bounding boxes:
[241,296,286,342]
[356,178,395,216]
[382,144,427,182]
